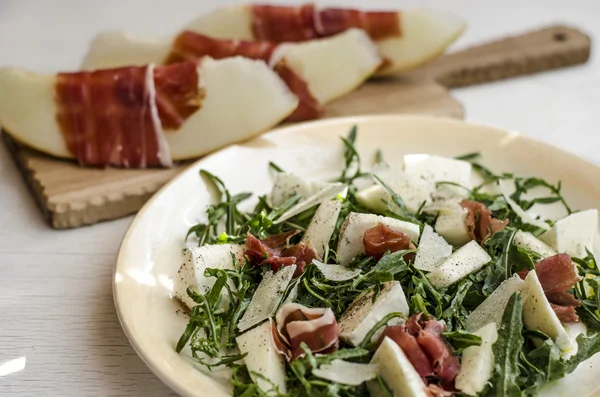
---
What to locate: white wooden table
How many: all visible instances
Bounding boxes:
[0,0,598,395]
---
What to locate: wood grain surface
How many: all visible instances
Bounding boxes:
[2,25,590,230]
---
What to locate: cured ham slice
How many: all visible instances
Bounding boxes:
[380,313,460,389]
[0,57,298,165]
[379,326,434,377]
[250,4,401,42]
[184,5,465,75]
[166,31,277,64]
[245,231,316,278]
[273,303,339,360]
[272,62,321,121]
[460,199,508,244]
[55,64,171,168]
[251,4,318,42]
[313,8,401,40]
[363,223,416,260]
[518,253,582,323]
[152,61,204,130]
[165,32,322,121]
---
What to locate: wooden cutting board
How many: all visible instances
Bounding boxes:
[3,25,590,229]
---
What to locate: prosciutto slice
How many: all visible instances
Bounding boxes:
[250,4,401,42]
[56,64,171,168]
[164,31,321,121]
[460,199,508,243]
[363,223,416,260]
[252,4,319,42]
[518,253,582,322]
[166,31,277,64]
[379,313,459,389]
[313,8,401,40]
[273,303,339,360]
[153,61,204,130]
[379,325,434,377]
[245,231,316,278]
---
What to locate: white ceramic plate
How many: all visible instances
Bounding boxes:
[114,115,600,397]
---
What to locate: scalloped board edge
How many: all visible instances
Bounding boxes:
[2,132,187,228]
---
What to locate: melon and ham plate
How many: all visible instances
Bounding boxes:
[83,28,383,121]
[183,4,466,75]
[0,57,298,167]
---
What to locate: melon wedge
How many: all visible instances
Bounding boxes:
[174,244,245,310]
[183,6,465,76]
[376,9,466,75]
[236,321,287,394]
[0,57,298,162]
[83,29,382,108]
[268,29,381,104]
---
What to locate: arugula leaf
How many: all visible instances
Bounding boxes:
[527,339,566,381]
[443,329,482,352]
[269,161,285,173]
[492,293,525,397]
[373,174,420,224]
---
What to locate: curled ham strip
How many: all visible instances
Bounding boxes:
[272,61,322,121]
[313,8,401,40]
[379,326,434,377]
[460,199,508,244]
[518,253,582,323]
[550,303,580,323]
[153,61,204,130]
[379,313,459,390]
[252,4,319,42]
[164,31,321,121]
[273,303,339,360]
[416,317,460,384]
[166,31,277,64]
[56,65,172,168]
[363,223,416,260]
[244,231,316,278]
[251,4,401,42]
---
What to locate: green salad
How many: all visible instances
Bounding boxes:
[173,127,600,397]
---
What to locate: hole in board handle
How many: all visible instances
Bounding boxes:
[553,32,568,42]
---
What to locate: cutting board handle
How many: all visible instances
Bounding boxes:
[421,25,591,88]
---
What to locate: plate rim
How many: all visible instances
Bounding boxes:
[113,114,600,397]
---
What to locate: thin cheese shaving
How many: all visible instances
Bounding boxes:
[312,360,379,386]
[237,265,296,332]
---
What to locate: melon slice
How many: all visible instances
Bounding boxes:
[0,57,298,162]
[83,28,381,109]
[539,209,599,258]
[268,28,381,104]
[376,9,466,75]
[173,244,245,310]
[183,6,465,76]
[455,322,498,396]
[368,337,430,397]
[427,240,491,288]
[434,203,471,247]
[513,230,557,258]
[236,321,287,394]
[336,212,420,265]
[522,271,574,352]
